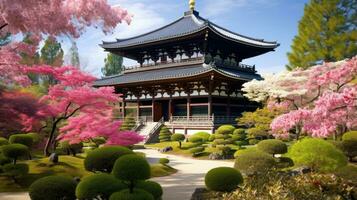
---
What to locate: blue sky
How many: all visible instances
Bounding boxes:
[60,0,309,77]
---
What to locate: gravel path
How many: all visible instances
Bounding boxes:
[0,149,233,200]
[137,149,233,200]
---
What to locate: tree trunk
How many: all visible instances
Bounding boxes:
[44,120,59,156]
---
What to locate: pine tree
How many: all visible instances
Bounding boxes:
[20,33,40,83]
[101,53,123,76]
[40,36,64,66]
[287,0,357,70]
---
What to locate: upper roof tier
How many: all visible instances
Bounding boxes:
[101,10,279,60]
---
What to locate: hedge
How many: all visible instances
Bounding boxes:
[84,146,133,172]
[159,126,172,142]
[136,180,163,200]
[288,138,347,172]
[1,144,29,164]
[188,135,203,143]
[109,189,154,200]
[216,125,235,135]
[9,134,34,147]
[76,174,127,200]
[29,175,77,200]
[257,139,287,156]
[191,132,210,142]
[205,167,243,192]
[234,150,276,175]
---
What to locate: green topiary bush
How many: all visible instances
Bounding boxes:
[233,147,259,158]
[76,173,127,200]
[92,137,106,147]
[213,139,226,145]
[341,131,357,161]
[214,134,230,139]
[205,167,243,192]
[257,139,287,156]
[159,126,172,142]
[189,146,205,157]
[248,139,259,145]
[29,175,77,200]
[217,146,232,158]
[136,180,163,200]
[112,154,151,192]
[158,158,169,165]
[287,138,348,172]
[27,133,41,144]
[276,157,294,169]
[234,151,276,175]
[0,154,11,166]
[216,125,235,135]
[120,117,137,131]
[9,134,34,147]
[191,132,210,142]
[208,134,215,142]
[0,137,9,146]
[234,140,248,146]
[170,133,185,148]
[2,163,29,181]
[1,144,29,164]
[60,141,83,156]
[233,128,245,135]
[84,146,133,172]
[187,135,203,143]
[109,189,154,200]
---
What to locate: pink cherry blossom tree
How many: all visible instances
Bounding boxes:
[25,66,143,156]
[243,56,357,139]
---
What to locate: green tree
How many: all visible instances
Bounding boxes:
[287,0,357,70]
[40,36,64,85]
[20,33,40,83]
[40,36,64,66]
[101,53,123,76]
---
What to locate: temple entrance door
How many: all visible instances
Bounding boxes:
[153,102,163,122]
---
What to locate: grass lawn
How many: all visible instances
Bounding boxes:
[0,155,90,192]
[0,152,177,192]
[146,141,240,160]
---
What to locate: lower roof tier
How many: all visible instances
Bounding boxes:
[94,63,262,87]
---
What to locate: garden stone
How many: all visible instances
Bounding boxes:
[191,187,223,200]
[49,153,58,164]
[160,146,173,153]
[289,166,311,176]
[73,176,81,183]
[208,152,224,160]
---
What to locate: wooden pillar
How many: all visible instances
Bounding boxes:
[122,99,126,118]
[187,96,191,119]
[169,97,173,120]
[152,96,155,122]
[136,99,140,120]
[208,76,213,117]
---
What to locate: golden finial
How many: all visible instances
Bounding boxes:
[189,0,195,11]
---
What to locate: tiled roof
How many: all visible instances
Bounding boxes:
[94,64,261,86]
[101,11,279,49]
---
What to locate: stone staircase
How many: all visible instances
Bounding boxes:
[136,119,164,144]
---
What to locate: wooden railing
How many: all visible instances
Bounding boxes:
[145,117,164,143]
[168,115,238,126]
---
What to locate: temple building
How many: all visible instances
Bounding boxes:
[95,1,279,136]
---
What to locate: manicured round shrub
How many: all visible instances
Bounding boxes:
[29,175,77,200]
[328,140,344,150]
[234,140,248,146]
[76,174,127,200]
[1,144,29,164]
[233,128,245,135]
[190,146,205,154]
[2,163,29,178]
[248,139,259,145]
[27,133,40,144]
[92,137,106,146]
[208,134,215,142]
[216,125,235,135]
[170,133,185,148]
[158,158,169,164]
[112,154,151,183]
[233,147,259,158]
[234,151,276,175]
[232,134,245,141]
[159,126,172,142]
[224,138,235,144]
[214,134,230,139]
[217,146,231,157]
[9,134,34,147]
[188,135,203,143]
[276,157,294,168]
[60,141,83,156]
[0,154,11,166]
[136,180,163,200]
[205,167,243,192]
[109,189,154,200]
[213,139,226,145]
[84,146,133,172]
[288,138,348,172]
[191,132,210,142]
[257,139,287,156]
[0,137,9,146]
[119,117,136,131]
[341,131,357,161]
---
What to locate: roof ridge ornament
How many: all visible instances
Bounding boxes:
[189,0,195,11]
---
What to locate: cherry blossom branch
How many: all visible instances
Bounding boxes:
[0,23,8,31]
